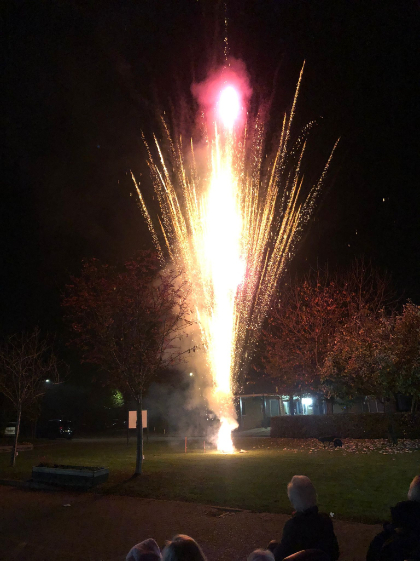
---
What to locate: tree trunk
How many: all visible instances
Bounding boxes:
[11,406,22,467]
[313,395,320,415]
[126,404,130,445]
[411,396,417,414]
[386,397,397,445]
[32,418,37,441]
[326,397,334,415]
[135,397,143,475]
[289,395,294,416]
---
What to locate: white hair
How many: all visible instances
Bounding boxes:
[287,475,317,512]
[247,550,275,561]
[408,475,420,502]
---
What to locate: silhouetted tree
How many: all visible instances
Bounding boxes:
[63,251,192,474]
[262,269,347,404]
[320,309,396,403]
[392,302,420,411]
[262,260,394,409]
[0,328,60,466]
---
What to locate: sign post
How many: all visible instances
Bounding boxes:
[129,410,147,429]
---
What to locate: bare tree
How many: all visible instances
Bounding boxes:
[0,328,60,466]
[63,251,193,475]
[343,258,395,317]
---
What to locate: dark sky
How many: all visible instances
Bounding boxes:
[1,0,420,338]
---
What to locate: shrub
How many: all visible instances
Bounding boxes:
[270,413,420,439]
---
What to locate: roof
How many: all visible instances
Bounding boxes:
[237,393,281,398]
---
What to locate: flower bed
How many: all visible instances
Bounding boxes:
[32,463,109,488]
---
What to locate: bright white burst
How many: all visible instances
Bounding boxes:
[218,85,241,129]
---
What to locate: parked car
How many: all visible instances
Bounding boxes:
[4,422,16,437]
[46,419,73,440]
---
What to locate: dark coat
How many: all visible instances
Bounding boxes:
[273,506,339,561]
[366,500,420,561]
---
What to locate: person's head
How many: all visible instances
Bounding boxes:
[162,535,206,561]
[247,549,275,561]
[126,538,162,561]
[287,475,317,513]
[408,475,420,502]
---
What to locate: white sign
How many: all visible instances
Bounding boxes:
[128,410,147,429]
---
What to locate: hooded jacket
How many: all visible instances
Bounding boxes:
[126,538,162,561]
[366,500,420,561]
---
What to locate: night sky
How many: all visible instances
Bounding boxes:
[2,0,420,339]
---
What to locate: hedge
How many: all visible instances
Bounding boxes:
[270,412,420,439]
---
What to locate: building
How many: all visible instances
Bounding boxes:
[236,393,324,430]
[236,392,407,430]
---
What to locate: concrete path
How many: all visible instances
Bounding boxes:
[0,485,381,561]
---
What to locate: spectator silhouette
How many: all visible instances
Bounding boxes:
[248,549,275,561]
[366,475,420,561]
[126,538,162,561]
[162,534,207,561]
[270,475,339,561]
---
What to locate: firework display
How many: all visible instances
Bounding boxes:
[134,62,338,453]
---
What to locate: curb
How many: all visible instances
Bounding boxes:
[0,478,63,490]
[0,443,34,453]
[0,478,31,488]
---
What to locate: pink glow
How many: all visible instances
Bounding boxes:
[191,57,252,132]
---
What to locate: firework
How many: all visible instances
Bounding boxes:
[134,62,338,453]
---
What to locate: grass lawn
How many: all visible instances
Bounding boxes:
[1,436,419,524]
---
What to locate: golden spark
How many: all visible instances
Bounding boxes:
[134,63,338,453]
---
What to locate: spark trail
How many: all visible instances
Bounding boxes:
[133,62,338,452]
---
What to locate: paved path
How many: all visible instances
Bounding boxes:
[0,486,380,561]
